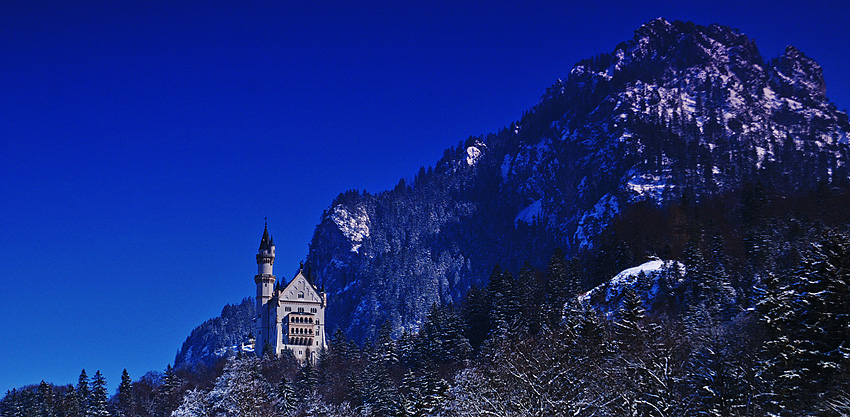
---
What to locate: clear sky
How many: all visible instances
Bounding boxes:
[1,0,848,394]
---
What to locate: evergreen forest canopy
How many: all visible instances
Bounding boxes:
[3,183,850,416]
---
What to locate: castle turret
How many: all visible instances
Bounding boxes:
[255,222,276,354]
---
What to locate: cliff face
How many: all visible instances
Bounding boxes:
[307,18,850,340]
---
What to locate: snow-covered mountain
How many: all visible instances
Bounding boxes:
[307,18,850,341]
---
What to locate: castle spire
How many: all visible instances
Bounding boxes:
[258,221,271,251]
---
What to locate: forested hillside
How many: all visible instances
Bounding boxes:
[307,18,850,341]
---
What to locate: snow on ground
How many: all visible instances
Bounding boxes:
[514,199,542,226]
[579,259,685,307]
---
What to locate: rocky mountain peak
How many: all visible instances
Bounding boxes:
[772,45,826,105]
[308,19,850,342]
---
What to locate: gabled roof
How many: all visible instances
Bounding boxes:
[279,270,323,304]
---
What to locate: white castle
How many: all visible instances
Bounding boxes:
[254,223,328,363]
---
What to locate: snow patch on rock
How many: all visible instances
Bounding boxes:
[331,204,371,253]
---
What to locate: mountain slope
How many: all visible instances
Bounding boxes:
[307,18,850,340]
[174,298,256,369]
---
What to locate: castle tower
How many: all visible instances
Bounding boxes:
[254,222,276,354]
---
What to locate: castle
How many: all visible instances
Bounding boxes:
[253,223,328,363]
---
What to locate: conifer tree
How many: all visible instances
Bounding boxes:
[276,377,296,415]
[577,305,608,356]
[517,262,541,335]
[60,385,82,417]
[88,371,109,417]
[487,267,520,336]
[116,369,133,417]
[361,356,399,417]
[616,287,645,343]
[36,381,53,417]
[461,285,489,352]
[377,321,398,367]
[76,370,90,415]
[171,389,208,417]
[545,247,569,302]
[208,356,274,417]
[294,361,318,402]
[155,364,183,416]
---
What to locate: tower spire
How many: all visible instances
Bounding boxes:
[259,221,271,251]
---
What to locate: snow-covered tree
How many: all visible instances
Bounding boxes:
[171,389,208,417]
[88,371,109,417]
[116,369,133,417]
[207,356,274,417]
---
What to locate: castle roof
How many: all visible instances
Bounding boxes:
[258,223,271,251]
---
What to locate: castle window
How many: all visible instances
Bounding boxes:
[309,318,313,323]
[284,307,291,312]
[310,308,317,313]
[298,307,304,313]
[298,292,304,299]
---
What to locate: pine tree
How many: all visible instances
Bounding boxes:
[276,377,296,415]
[114,369,132,417]
[487,267,520,336]
[171,389,208,417]
[461,284,490,352]
[36,381,54,417]
[687,332,750,417]
[76,370,90,415]
[616,287,645,343]
[155,364,183,416]
[576,305,608,356]
[208,356,275,417]
[421,304,471,363]
[1,389,23,417]
[60,385,82,417]
[294,361,318,402]
[361,356,399,417]
[545,247,569,303]
[88,371,109,417]
[377,321,398,367]
[517,262,541,335]
[415,363,449,417]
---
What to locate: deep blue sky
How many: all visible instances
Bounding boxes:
[1,0,848,394]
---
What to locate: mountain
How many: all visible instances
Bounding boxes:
[306,18,850,341]
[174,298,256,369]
